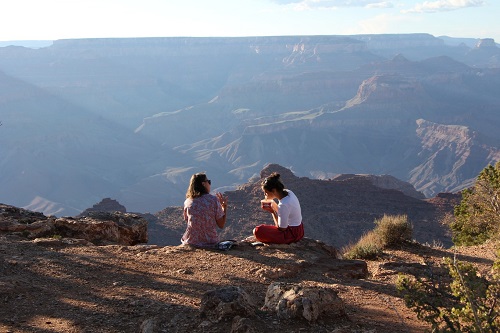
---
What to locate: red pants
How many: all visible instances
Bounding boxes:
[253,223,304,244]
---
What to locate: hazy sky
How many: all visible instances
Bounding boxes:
[1,0,498,42]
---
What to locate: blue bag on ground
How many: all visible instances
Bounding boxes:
[217,240,236,251]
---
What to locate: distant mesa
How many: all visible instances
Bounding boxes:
[475,38,497,49]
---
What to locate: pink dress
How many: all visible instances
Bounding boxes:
[181,194,225,247]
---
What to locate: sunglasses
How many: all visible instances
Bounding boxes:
[204,179,211,185]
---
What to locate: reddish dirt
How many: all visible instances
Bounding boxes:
[1,235,498,333]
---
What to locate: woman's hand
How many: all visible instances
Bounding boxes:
[216,192,228,210]
[262,205,274,213]
[261,200,277,214]
[216,192,228,229]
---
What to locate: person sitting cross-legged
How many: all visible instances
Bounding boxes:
[181,173,228,248]
[253,172,304,244]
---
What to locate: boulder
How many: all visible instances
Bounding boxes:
[263,282,345,322]
[0,204,48,223]
[200,286,256,322]
[54,212,148,245]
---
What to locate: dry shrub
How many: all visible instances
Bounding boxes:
[342,214,412,260]
[374,214,413,247]
[342,231,383,260]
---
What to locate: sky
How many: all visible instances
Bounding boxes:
[0,0,498,43]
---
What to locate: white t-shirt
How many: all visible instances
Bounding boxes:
[277,190,302,228]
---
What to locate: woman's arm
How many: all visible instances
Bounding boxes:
[216,212,226,228]
[270,211,283,229]
[275,203,290,231]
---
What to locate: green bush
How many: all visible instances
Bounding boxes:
[452,162,500,246]
[374,214,413,247]
[397,250,500,332]
[398,162,500,331]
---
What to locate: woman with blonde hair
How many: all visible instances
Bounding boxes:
[181,173,227,247]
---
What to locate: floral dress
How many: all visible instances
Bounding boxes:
[181,194,224,247]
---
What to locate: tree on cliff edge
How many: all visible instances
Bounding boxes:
[452,161,500,246]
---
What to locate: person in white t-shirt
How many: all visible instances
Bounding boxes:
[253,172,304,244]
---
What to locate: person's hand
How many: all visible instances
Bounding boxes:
[262,205,274,213]
[216,192,228,209]
[261,200,276,213]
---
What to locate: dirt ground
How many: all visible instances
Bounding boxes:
[1,234,498,333]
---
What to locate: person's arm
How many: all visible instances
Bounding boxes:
[275,203,289,231]
[268,203,287,231]
[270,210,280,228]
[216,192,227,228]
[216,211,226,228]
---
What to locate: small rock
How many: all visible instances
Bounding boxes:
[200,286,256,322]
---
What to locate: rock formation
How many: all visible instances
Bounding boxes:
[78,198,127,216]
[0,204,147,245]
[475,38,497,49]
[200,286,256,322]
[263,282,345,322]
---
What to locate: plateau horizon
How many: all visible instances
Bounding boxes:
[0,0,498,44]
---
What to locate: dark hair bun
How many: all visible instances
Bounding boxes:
[262,172,285,192]
[268,172,280,180]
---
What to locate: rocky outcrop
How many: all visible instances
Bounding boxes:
[78,198,127,216]
[200,286,256,322]
[199,280,347,325]
[54,212,148,245]
[0,203,48,223]
[263,283,345,322]
[0,204,147,245]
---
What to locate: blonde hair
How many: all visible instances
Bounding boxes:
[186,173,209,199]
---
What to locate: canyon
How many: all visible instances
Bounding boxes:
[0,34,499,216]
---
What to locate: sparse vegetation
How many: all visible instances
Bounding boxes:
[451,161,500,246]
[398,162,500,332]
[343,232,383,260]
[397,250,500,332]
[374,214,413,247]
[343,214,412,259]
